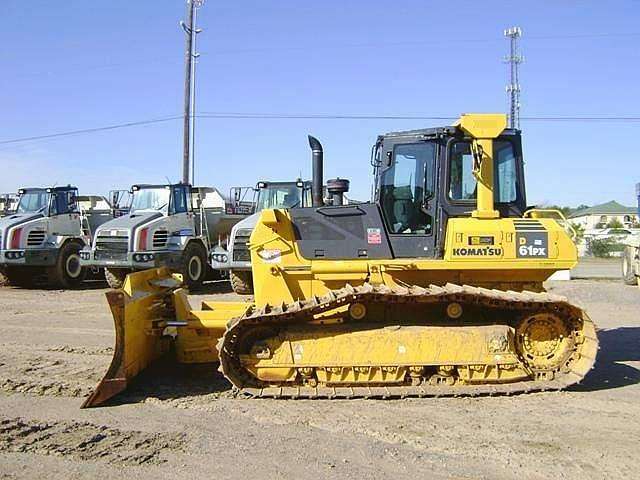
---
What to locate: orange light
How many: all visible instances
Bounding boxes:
[10,227,22,249]
[137,228,148,251]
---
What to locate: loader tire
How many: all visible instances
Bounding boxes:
[230,270,253,295]
[181,242,207,290]
[105,268,128,289]
[48,242,86,289]
[622,246,638,285]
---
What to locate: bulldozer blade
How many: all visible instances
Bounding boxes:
[82,269,178,408]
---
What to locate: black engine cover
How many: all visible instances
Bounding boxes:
[289,204,393,260]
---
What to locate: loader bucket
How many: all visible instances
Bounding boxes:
[82,268,181,408]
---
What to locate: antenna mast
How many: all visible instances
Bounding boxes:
[504,27,523,129]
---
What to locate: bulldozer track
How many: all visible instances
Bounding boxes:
[218,283,598,399]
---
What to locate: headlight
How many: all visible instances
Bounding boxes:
[211,253,228,263]
[134,253,155,262]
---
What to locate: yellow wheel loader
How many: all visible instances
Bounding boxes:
[83,114,598,407]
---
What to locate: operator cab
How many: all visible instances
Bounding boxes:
[16,186,79,216]
[255,180,311,211]
[373,126,526,257]
[129,184,192,215]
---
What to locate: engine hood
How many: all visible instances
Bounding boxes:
[0,212,45,247]
[95,211,163,235]
[230,212,260,238]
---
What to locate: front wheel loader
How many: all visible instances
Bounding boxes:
[83,114,598,407]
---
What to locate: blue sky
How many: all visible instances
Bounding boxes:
[0,1,638,207]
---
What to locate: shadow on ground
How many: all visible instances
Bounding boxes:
[571,327,640,392]
[106,357,233,407]
[190,279,234,295]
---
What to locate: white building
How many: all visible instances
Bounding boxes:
[569,201,638,230]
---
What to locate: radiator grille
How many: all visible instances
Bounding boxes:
[232,229,251,262]
[95,235,129,261]
[152,230,168,249]
[27,230,46,247]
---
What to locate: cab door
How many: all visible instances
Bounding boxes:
[48,190,81,237]
[168,185,195,239]
[376,139,439,258]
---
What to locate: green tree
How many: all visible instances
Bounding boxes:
[606,218,624,229]
[589,237,625,258]
[541,204,573,218]
[570,222,585,242]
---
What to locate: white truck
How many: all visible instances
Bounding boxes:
[81,183,250,289]
[210,180,314,294]
[0,186,113,288]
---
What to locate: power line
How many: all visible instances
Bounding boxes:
[198,113,640,122]
[521,116,640,122]
[8,31,640,78]
[0,116,181,145]
[198,112,459,120]
[527,32,640,40]
[2,113,640,146]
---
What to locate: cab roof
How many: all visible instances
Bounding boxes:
[379,126,521,141]
[131,183,191,190]
[18,186,78,193]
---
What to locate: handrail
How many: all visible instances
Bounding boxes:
[523,208,577,240]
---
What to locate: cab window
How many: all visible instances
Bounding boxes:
[51,190,78,215]
[449,142,476,200]
[448,140,518,203]
[380,142,435,235]
[171,186,190,214]
[494,141,517,202]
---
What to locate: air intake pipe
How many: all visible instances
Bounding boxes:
[308,135,324,207]
[327,178,350,206]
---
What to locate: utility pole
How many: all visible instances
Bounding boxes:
[503,27,523,129]
[181,0,204,185]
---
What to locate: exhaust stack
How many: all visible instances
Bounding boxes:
[308,135,324,207]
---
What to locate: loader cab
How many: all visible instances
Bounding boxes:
[255,180,311,211]
[129,184,192,216]
[373,127,526,257]
[16,186,79,217]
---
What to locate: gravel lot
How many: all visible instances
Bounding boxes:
[0,279,638,480]
[571,257,622,279]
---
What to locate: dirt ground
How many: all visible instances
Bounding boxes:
[0,279,638,480]
[571,257,622,279]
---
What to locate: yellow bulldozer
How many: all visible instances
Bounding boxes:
[83,113,598,407]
